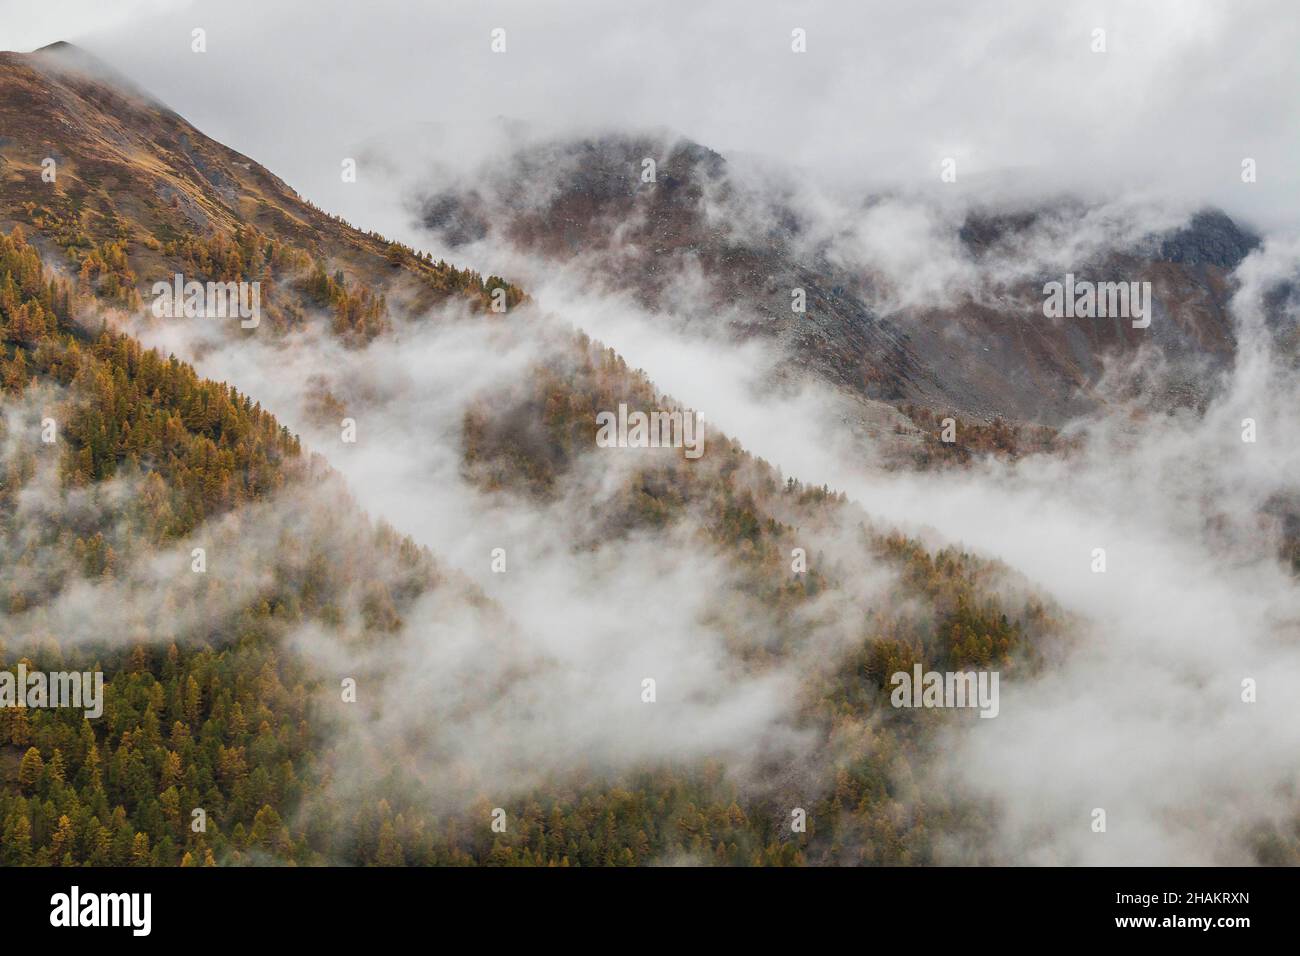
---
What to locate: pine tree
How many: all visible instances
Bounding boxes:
[3,814,33,865]
[130,832,151,866]
[375,821,404,866]
[17,747,44,793]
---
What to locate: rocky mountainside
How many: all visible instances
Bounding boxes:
[417,134,1261,427]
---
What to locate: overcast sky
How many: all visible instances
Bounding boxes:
[2,0,1297,235]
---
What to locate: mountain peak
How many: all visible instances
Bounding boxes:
[4,38,151,102]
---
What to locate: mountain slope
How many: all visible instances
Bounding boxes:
[0,43,522,336]
[2,45,1295,868]
[415,133,1261,428]
[0,49,1065,866]
[0,198,1068,867]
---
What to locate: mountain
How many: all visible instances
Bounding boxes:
[0,43,523,338]
[1,44,1295,868]
[0,176,1065,867]
[0,42,1069,867]
[415,133,1262,430]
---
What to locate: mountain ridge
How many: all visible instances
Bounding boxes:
[0,43,523,333]
[414,132,1262,428]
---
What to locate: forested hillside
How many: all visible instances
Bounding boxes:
[1,41,1294,869]
[2,224,1069,865]
[0,44,524,344]
[1,224,443,863]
